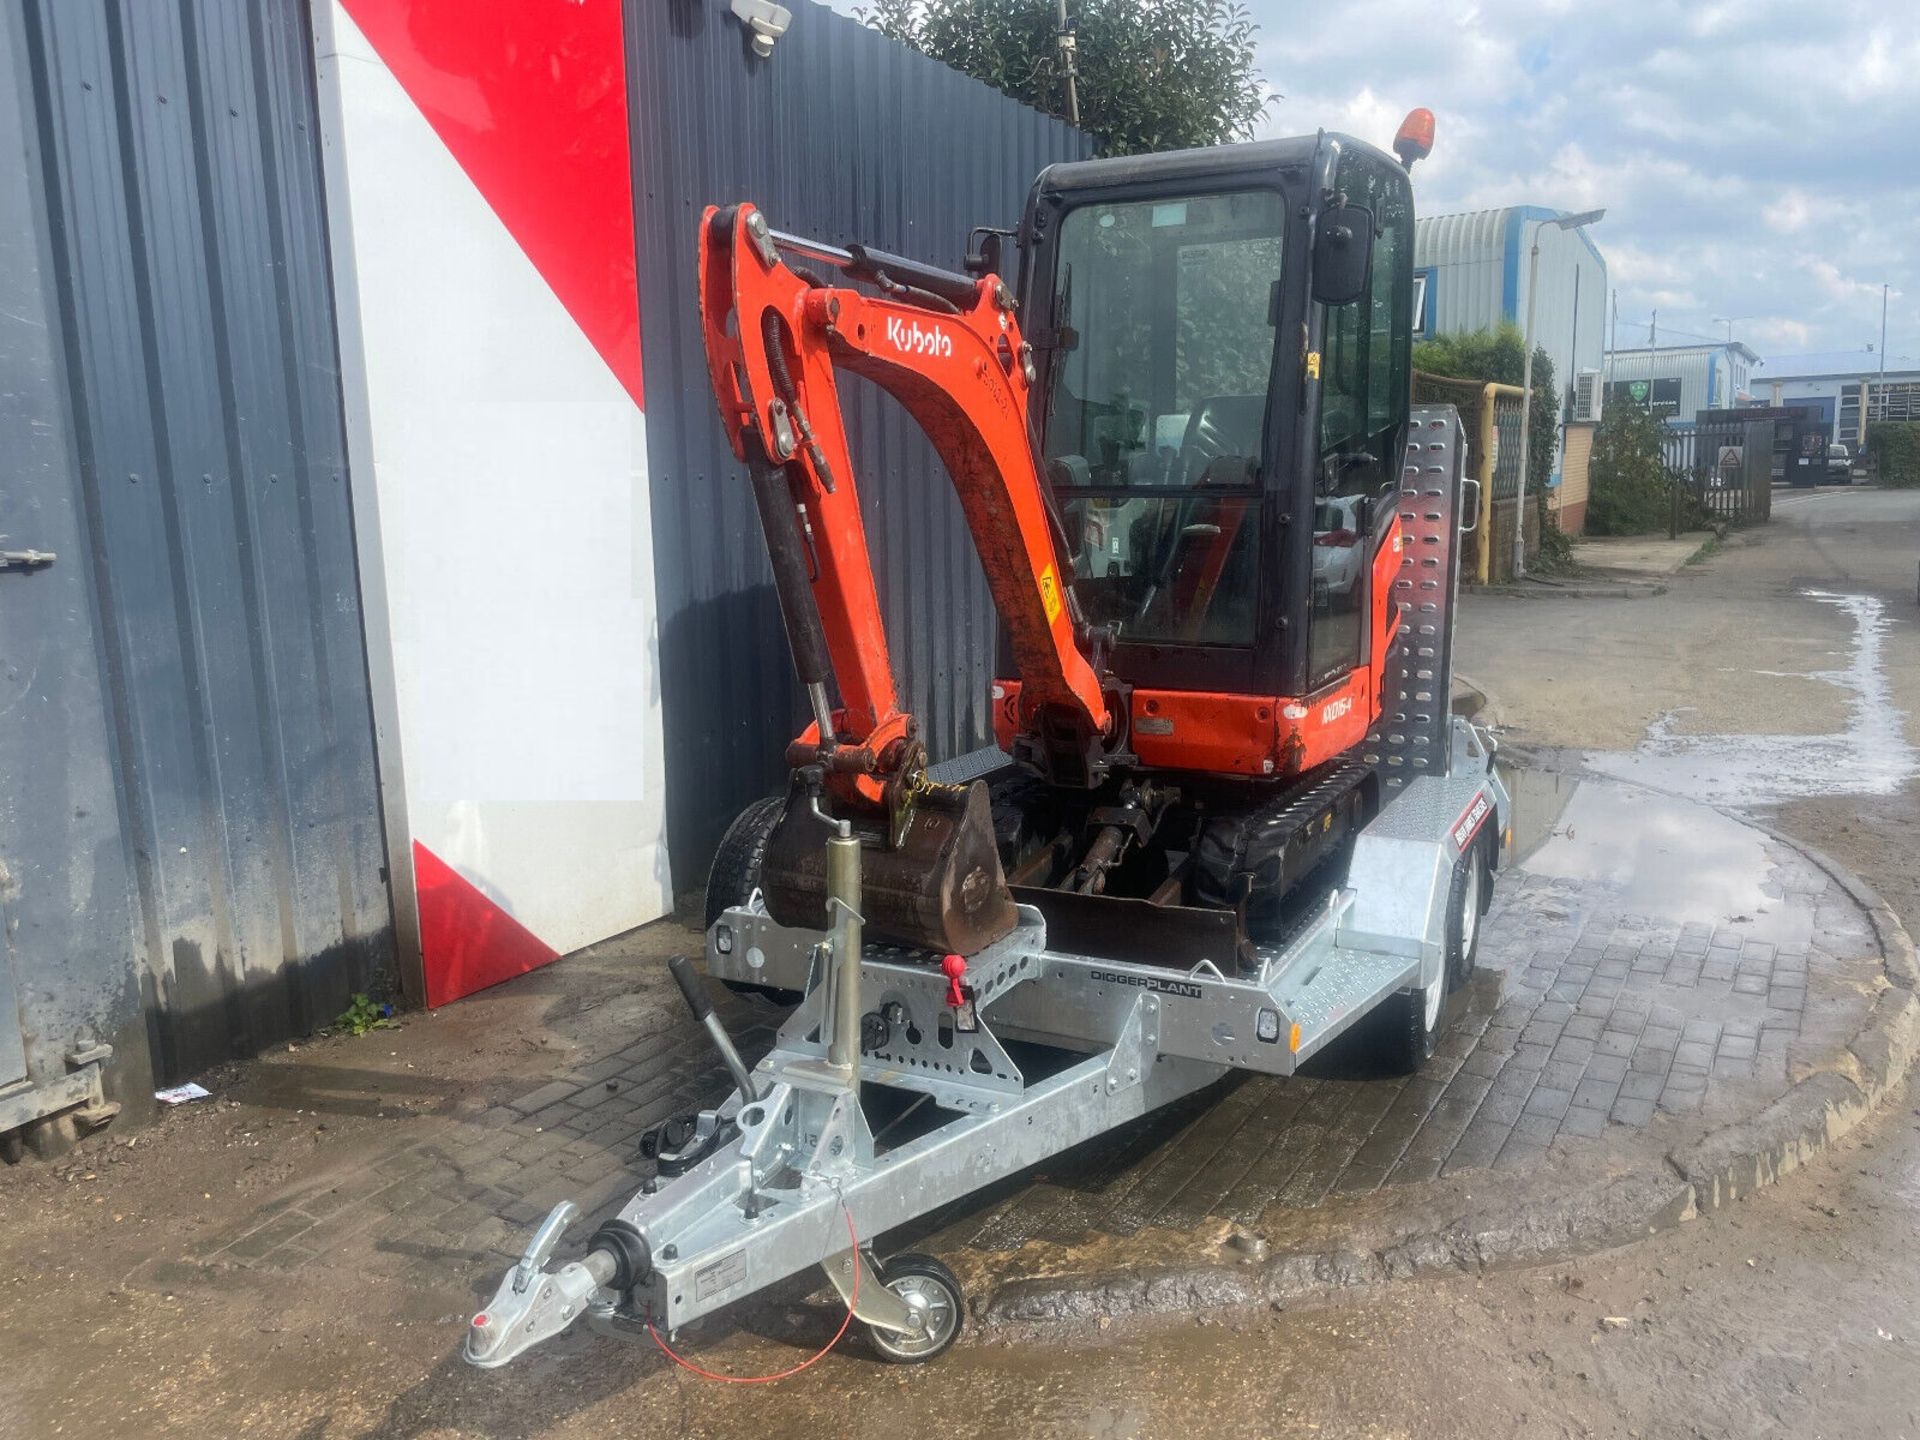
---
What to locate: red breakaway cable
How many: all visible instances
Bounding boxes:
[645,1203,861,1384]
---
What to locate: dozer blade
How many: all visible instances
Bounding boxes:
[760,779,1018,956]
[1011,886,1254,975]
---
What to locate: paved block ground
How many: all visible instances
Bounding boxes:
[166,770,1880,1294]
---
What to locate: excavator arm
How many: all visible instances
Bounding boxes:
[698,203,1111,807]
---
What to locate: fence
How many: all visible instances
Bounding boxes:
[1412,372,1527,583]
[1659,420,1774,528]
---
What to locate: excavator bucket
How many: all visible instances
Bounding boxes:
[759,779,1019,956]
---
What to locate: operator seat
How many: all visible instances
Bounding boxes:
[1177,394,1267,487]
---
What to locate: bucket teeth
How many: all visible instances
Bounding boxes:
[760,779,1018,956]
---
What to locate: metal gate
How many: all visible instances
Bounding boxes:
[1660,419,1774,526]
[2,0,395,1134]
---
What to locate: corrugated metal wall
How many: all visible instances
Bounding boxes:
[1415,208,1506,337]
[626,0,1091,871]
[1416,205,1609,421]
[1,3,153,1130]
[11,0,394,1085]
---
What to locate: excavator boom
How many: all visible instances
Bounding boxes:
[699,204,1111,781]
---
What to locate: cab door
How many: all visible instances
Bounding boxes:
[1305,152,1414,692]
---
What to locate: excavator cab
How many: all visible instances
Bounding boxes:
[1009,133,1417,761]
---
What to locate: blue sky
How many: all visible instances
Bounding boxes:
[823,0,1918,365]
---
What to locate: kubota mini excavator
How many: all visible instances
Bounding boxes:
[700,109,1446,972]
[467,111,1511,1371]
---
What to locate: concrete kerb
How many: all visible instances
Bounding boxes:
[1671,822,1920,1212]
[1450,672,1498,728]
[1471,577,1669,601]
[981,1169,1699,1327]
[970,770,1920,1331]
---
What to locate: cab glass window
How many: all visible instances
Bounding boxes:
[1041,190,1285,648]
[1309,155,1412,688]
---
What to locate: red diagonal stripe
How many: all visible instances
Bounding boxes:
[340,0,644,408]
[413,840,559,1007]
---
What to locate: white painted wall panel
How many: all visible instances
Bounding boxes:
[313,3,669,992]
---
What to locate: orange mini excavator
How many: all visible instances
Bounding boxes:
[466,113,1513,1372]
[699,112,1444,970]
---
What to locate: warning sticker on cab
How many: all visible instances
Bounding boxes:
[1039,564,1063,624]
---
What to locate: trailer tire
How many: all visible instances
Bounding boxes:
[1448,840,1486,993]
[705,795,802,1010]
[1376,850,1479,1074]
[864,1253,964,1363]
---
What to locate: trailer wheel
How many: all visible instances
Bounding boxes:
[1448,841,1486,993]
[864,1253,964,1363]
[1377,850,1480,1074]
[705,795,802,1010]
[1380,968,1443,1076]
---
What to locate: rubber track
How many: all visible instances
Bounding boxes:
[1200,757,1377,893]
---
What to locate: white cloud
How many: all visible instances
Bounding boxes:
[817,0,1917,359]
[1236,0,1920,358]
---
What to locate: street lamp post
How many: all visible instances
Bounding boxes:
[1513,208,1605,580]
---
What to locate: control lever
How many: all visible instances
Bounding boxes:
[669,955,763,1103]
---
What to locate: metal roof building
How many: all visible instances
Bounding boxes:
[1414,206,1610,406]
[1750,351,1920,448]
[1604,342,1760,427]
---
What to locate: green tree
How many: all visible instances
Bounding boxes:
[1412,323,1557,501]
[1584,402,1679,535]
[860,0,1270,156]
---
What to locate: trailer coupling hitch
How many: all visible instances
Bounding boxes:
[464,1203,649,1369]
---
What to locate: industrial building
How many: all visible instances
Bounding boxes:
[1414,206,1610,410]
[1603,341,1760,426]
[1749,351,1920,450]
[1413,206,1609,538]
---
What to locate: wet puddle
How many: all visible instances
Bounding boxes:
[1500,764,1810,944]
[1584,590,1918,810]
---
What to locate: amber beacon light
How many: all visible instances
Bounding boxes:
[1394,107,1436,170]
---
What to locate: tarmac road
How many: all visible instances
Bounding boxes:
[1460,486,1920,932]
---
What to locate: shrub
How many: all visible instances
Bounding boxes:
[1413,323,1562,566]
[1586,403,1682,535]
[1867,422,1920,487]
[1412,323,1556,503]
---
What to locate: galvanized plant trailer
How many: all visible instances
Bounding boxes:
[464,409,1508,1369]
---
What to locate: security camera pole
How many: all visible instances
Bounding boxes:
[1056,0,1079,127]
[1514,208,1605,579]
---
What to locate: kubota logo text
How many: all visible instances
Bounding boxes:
[886,317,953,358]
